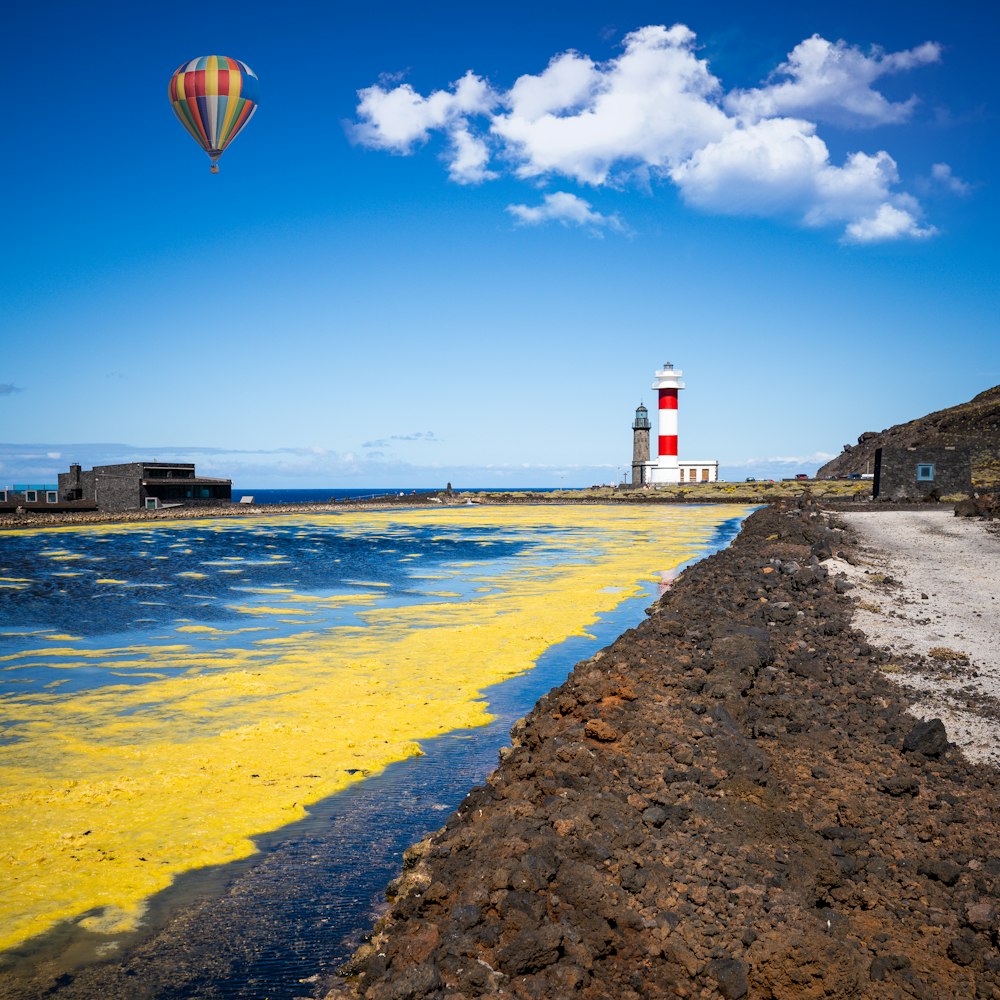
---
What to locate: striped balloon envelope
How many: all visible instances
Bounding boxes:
[168,56,259,172]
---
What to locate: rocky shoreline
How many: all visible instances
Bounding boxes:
[326,498,1000,1000]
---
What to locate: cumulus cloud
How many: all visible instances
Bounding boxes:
[493,26,731,185]
[0,384,24,396]
[671,118,928,236]
[843,204,936,243]
[930,162,971,195]
[352,23,948,243]
[507,192,625,233]
[352,70,498,183]
[725,36,941,127]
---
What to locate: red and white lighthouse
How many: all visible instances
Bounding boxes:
[649,361,685,484]
[632,361,719,485]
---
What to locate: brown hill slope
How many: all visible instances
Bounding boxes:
[817,385,1000,487]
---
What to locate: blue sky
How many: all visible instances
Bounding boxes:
[2,1,996,488]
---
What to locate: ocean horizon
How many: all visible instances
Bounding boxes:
[232,486,580,504]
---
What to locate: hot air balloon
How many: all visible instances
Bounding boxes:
[168,56,259,173]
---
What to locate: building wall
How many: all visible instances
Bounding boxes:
[678,462,719,483]
[0,487,59,505]
[58,466,95,503]
[90,463,146,512]
[873,447,972,500]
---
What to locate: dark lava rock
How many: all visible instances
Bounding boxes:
[879,772,920,797]
[903,718,950,757]
[498,923,562,975]
[918,860,963,886]
[947,933,979,966]
[704,957,749,999]
[870,954,911,981]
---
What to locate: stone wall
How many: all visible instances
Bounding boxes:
[873,446,972,501]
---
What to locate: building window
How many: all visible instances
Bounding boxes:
[0,491,6,502]
[25,490,37,502]
[916,464,935,482]
[46,491,58,503]
[701,468,710,482]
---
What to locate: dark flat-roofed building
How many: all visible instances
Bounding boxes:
[58,462,232,512]
[873,446,973,501]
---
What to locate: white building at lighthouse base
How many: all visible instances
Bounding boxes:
[639,460,719,485]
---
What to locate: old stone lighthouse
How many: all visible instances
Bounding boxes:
[631,362,719,486]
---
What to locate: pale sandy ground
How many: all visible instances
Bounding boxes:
[828,509,1000,768]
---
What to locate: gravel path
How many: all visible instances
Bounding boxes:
[833,510,1000,767]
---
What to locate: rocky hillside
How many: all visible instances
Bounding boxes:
[818,386,1000,487]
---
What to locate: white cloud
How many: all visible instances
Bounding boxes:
[725,36,941,127]
[352,23,947,243]
[930,162,971,195]
[671,117,827,217]
[353,71,495,151]
[448,125,497,184]
[352,71,497,182]
[507,192,624,233]
[671,119,922,240]
[843,204,936,243]
[492,25,731,185]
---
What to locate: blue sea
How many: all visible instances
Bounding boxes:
[231,487,574,504]
[0,506,746,999]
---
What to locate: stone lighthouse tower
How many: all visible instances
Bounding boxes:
[631,404,651,485]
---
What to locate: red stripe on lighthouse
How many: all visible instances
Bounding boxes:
[658,389,678,409]
[659,435,678,456]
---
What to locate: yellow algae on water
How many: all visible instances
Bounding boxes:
[96,578,129,585]
[176,571,206,580]
[0,504,751,954]
[175,625,270,636]
[279,593,379,608]
[228,605,317,617]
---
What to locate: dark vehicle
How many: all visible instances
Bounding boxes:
[745,477,757,482]
[847,473,862,480]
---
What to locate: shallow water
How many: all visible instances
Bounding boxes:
[0,504,750,993]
